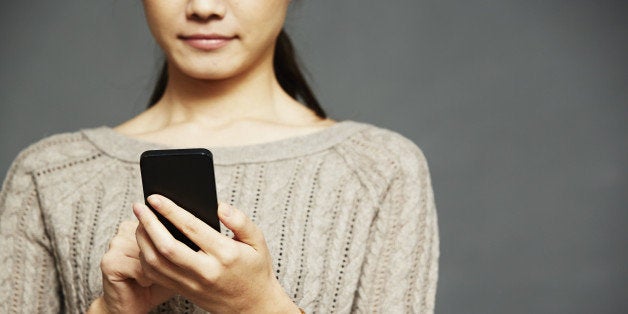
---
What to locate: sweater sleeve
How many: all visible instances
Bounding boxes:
[0,154,62,313]
[352,146,440,313]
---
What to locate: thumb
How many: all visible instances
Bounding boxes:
[218,202,266,250]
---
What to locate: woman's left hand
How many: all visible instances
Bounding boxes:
[132,194,300,314]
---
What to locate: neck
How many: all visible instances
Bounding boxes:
[152,55,297,128]
[114,50,328,140]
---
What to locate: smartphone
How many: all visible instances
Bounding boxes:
[140,148,220,251]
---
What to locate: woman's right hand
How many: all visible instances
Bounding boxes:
[87,220,174,314]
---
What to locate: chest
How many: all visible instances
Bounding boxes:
[36,159,378,312]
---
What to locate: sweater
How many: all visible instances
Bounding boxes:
[0,120,439,313]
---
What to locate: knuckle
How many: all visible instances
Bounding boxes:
[102,271,115,283]
[99,255,111,272]
[141,269,157,284]
[136,276,152,288]
[219,249,238,266]
[188,279,205,294]
[100,253,117,274]
[108,236,123,250]
[142,271,155,283]
[180,216,200,236]
[143,251,160,267]
[156,241,176,258]
[199,270,218,287]
[140,261,156,279]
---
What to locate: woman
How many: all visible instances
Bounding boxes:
[0,0,439,313]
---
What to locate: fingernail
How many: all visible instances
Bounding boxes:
[148,195,161,206]
[132,203,144,218]
[223,203,233,217]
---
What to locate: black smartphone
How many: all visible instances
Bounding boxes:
[140,148,220,251]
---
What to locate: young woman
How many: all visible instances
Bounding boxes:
[0,1,439,313]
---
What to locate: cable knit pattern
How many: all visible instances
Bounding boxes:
[0,120,439,313]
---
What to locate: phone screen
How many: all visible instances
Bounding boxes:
[140,148,220,251]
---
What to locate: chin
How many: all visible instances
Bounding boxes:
[185,69,240,81]
[173,59,245,81]
[167,49,269,82]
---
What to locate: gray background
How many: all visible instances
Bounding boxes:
[1,1,626,313]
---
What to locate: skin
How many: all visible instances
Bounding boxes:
[91,220,174,313]
[115,0,336,147]
[89,197,298,313]
[88,0,331,312]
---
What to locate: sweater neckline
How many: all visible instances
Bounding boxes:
[81,120,368,165]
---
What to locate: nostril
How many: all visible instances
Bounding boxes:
[189,12,223,22]
[186,0,227,21]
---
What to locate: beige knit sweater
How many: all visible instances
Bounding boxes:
[0,120,439,313]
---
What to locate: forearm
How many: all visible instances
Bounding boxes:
[239,279,301,314]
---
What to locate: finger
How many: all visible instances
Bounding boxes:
[122,258,152,287]
[117,220,139,237]
[109,220,139,250]
[135,224,194,290]
[132,202,201,268]
[132,257,154,288]
[100,250,152,287]
[218,202,266,251]
[107,230,140,260]
[137,225,222,293]
[145,194,228,255]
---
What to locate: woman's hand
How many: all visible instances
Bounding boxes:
[132,194,300,314]
[87,220,174,314]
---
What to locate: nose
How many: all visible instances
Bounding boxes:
[186,0,227,21]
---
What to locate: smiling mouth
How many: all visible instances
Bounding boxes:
[178,34,236,51]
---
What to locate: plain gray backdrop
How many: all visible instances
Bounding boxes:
[1,1,626,313]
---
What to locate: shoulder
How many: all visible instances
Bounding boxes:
[333,121,431,195]
[1,128,109,202]
[7,128,107,176]
[335,121,430,173]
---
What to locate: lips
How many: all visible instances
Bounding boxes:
[178,34,236,51]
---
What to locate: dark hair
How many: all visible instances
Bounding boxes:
[147,29,326,118]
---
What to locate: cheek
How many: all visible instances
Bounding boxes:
[142,2,179,47]
[236,0,289,31]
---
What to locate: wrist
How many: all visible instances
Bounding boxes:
[242,278,300,314]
